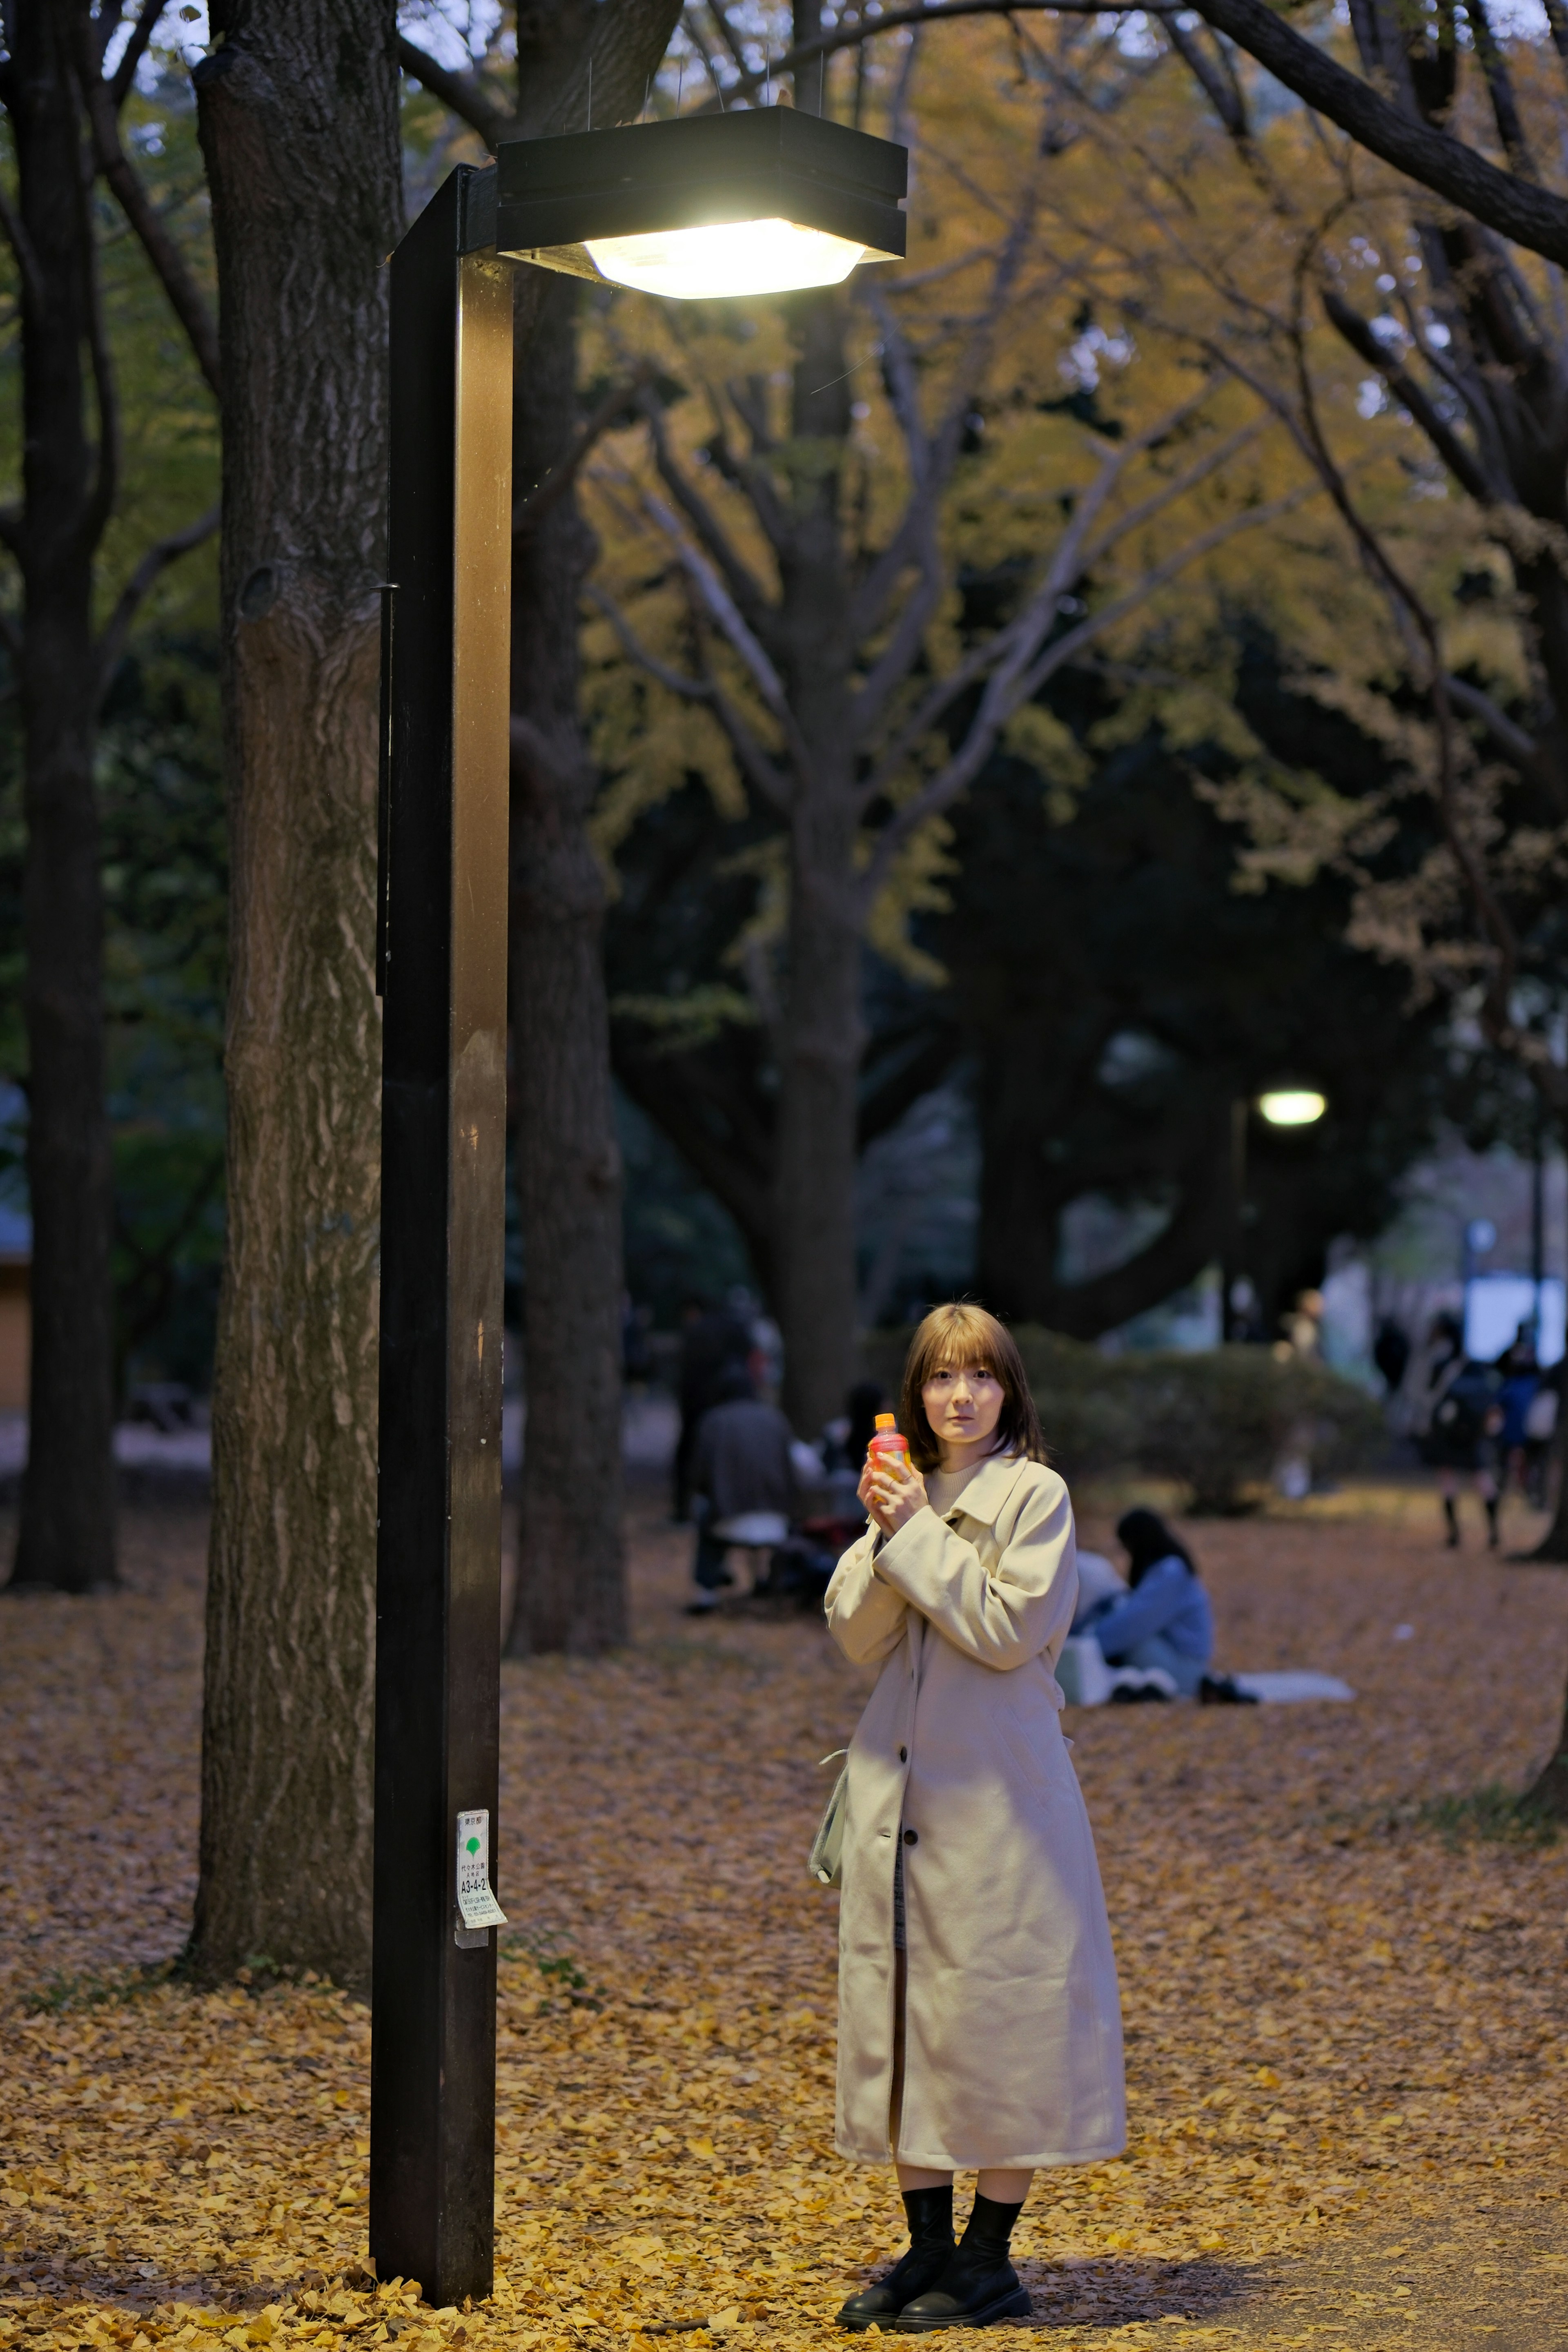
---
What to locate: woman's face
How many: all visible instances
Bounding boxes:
[922,1360,1005,1457]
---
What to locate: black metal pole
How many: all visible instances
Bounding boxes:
[1223,1095,1247,1341]
[371,162,514,2309]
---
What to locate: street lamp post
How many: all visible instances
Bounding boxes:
[369,112,907,2309]
[1223,1086,1329,1342]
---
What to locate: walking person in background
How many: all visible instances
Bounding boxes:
[824,1303,1124,2332]
[1413,1311,1503,1548]
[1497,1326,1542,1505]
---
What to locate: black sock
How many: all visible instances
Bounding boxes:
[1443,1495,1459,1542]
[958,2191,1024,2265]
[901,2184,954,2249]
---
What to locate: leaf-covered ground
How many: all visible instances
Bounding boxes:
[4,1485,1568,2351]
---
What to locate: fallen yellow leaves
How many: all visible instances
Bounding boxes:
[3,1495,1568,2350]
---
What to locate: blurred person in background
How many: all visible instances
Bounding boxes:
[1412,1311,1503,1549]
[1523,1357,1563,1508]
[1497,1325,1542,1505]
[686,1362,801,1612]
[672,1294,752,1522]
[1279,1289,1324,1361]
[1089,1509,1251,1703]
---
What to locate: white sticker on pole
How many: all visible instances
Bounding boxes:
[455,1809,508,1931]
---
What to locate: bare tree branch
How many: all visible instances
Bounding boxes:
[74,13,222,399]
[396,33,512,147]
[514,365,654,540]
[1444,673,1546,774]
[108,0,164,107]
[637,485,794,721]
[94,499,220,706]
[1078,416,1267,572]
[1162,12,1247,141]
[585,580,792,809]
[1468,0,1537,184]
[78,123,121,555]
[1187,0,1568,268]
[857,380,1218,795]
[858,475,1322,900]
[639,390,775,628]
[1321,289,1493,505]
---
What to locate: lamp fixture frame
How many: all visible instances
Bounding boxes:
[370,111,906,2313]
[497,108,907,283]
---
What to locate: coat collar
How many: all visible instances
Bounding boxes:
[938,1450,1030,1527]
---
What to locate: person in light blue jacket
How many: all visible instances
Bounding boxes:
[1086,1508,1216,1699]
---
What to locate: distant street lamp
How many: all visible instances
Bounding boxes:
[370,109,907,2309]
[1257,1087,1328,1128]
[1223,1085,1330,1339]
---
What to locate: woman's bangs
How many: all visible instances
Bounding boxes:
[913,1306,1002,1383]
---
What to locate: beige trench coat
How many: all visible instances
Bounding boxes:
[824,1454,1125,2171]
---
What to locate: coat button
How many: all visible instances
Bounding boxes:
[899,1746,908,1762]
[903,1828,918,1846]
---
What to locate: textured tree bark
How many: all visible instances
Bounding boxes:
[773,290,861,1439]
[775,800,862,1438]
[507,279,627,1655]
[1521,1381,1568,1564]
[4,1,118,1596]
[497,0,681,1654]
[188,0,401,1985]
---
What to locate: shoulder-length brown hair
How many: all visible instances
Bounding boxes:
[898,1302,1047,1474]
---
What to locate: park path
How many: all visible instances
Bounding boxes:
[2,1488,1568,2350]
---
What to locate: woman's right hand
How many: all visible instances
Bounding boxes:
[860,1453,929,1538]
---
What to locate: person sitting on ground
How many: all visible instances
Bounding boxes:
[687,1365,801,1612]
[1090,1508,1250,1702]
[1070,1547,1128,1634]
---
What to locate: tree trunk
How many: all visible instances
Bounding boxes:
[4,0,118,1595]
[188,0,401,1985]
[1521,1384,1568,1562]
[775,811,862,1437]
[773,286,860,1439]
[1524,1692,1568,1815]
[487,0,683,1656]
[507,278,626,1655]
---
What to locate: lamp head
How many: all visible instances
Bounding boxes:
[1257,1088,1327,1128]
[496,110,907,300]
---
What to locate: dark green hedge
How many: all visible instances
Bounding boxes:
[858,1327,1386,1514]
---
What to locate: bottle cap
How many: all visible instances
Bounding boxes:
[875,1413,896,1429]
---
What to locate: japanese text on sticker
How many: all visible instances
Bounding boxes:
[456,1808,508,1930]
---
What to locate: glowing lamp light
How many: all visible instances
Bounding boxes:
[586,218,867,300]
[497,108,907,301]
[1258,1088,1327,1127]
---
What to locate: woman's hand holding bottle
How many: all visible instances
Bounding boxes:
[859,1449,930,1536]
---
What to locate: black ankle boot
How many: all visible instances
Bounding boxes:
[837,2187,955,2332]
[1444,1495,1460,1548]
[895,2192,1031,2331]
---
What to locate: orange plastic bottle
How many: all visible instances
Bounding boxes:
[866,1411,909,1471]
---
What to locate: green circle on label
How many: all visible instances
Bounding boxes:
[466,1836,480,1854]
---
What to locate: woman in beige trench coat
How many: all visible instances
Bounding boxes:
[824,1304,1125,2333]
